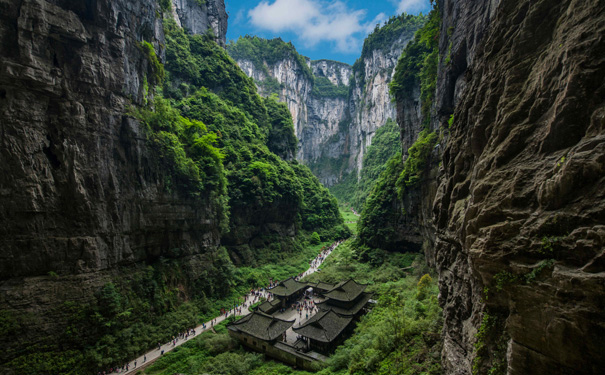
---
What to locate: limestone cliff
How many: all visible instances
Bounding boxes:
[170,0,227,46]
[391,0,605,373]
[0,0,226,371]
[228,16,424,186]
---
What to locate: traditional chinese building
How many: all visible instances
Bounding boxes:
[292,308,354,353]
[227,311,293,352]
[228,278,373,368]
[316,279,373,317]
[269,277,308,307]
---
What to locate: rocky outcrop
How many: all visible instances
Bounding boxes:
[170,0,227,46]
[426,0,605,373]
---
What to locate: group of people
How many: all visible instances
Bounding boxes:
[98,355,145,375]
[297,240,342,280]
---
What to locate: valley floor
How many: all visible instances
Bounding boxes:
[105,241,342,375]
[137,238,442,375]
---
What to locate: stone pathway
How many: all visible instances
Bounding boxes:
[105,240,341,375]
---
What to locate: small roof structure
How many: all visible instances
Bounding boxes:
[292,309,353,343]
[324,279,367,302]
[227,311,294,341]
[270,277,308,298]
[257,298,281,314]
[317,292,373,315]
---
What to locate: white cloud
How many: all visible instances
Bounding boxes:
[248,0,384,53]
[393,0,428,14]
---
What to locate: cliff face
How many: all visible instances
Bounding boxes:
[170,0,227,46]
[347,38,407,174]
[416,0,605,373]
[0,0,222,279]
[229,20,422,186]
[0,0,228,370]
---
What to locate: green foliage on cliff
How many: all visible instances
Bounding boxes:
[312,76,349,98]
[264,94,298,159]
[227,36,313,81]
[390,6,440,127]
[356,154,405,250]
[160,16,345,244]
[353,118,401,210]
[396,130,438,199]
[353,13,427,87]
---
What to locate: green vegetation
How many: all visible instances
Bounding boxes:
[396,130,438,199]
[139,41,165,85]
[142,241,441,375]
[227,36,313,81]
[258,76,283,96]
[492,259,556,292]
[356,154,405,251]
[353,118,401,210]
[390,6,440,128]
[312,76,349,98]
[472,311,508,375]
[353,14,427,88]
[264,94,298,159]
[328,171,358,208]
[339,206,360,234]
[355,127,437,251]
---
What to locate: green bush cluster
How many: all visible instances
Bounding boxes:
[139,41,165,85]
[396,129,438,199]
[390,6,440,128]
[472,311,508,375]
[264,94,298,159]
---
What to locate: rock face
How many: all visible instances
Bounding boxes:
[230,28,419,186]
[0,0,222,279]
[404,0,605,373]
[0,0,227,369]
[347,38,409,174]
[171,0,227,46]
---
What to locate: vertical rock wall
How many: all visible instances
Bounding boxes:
[171,0,227,46]
[426,0,605,373]
[230,30,418,186]
[0,0,227,368]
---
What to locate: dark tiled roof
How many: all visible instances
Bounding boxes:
[324,279,367,302]
[227,311,294,341]
[292,309,353,343]
[317,292,373,315]
[271,277,308,297]
[257,298,281,313]
[314,282,336,291]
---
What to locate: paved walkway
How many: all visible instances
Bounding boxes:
[104,240,342,375]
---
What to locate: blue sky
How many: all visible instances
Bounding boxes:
[225,0,432,64]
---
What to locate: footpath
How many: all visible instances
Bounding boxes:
[104,240,342,375]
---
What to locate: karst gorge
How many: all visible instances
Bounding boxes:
[0,0,603,374]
